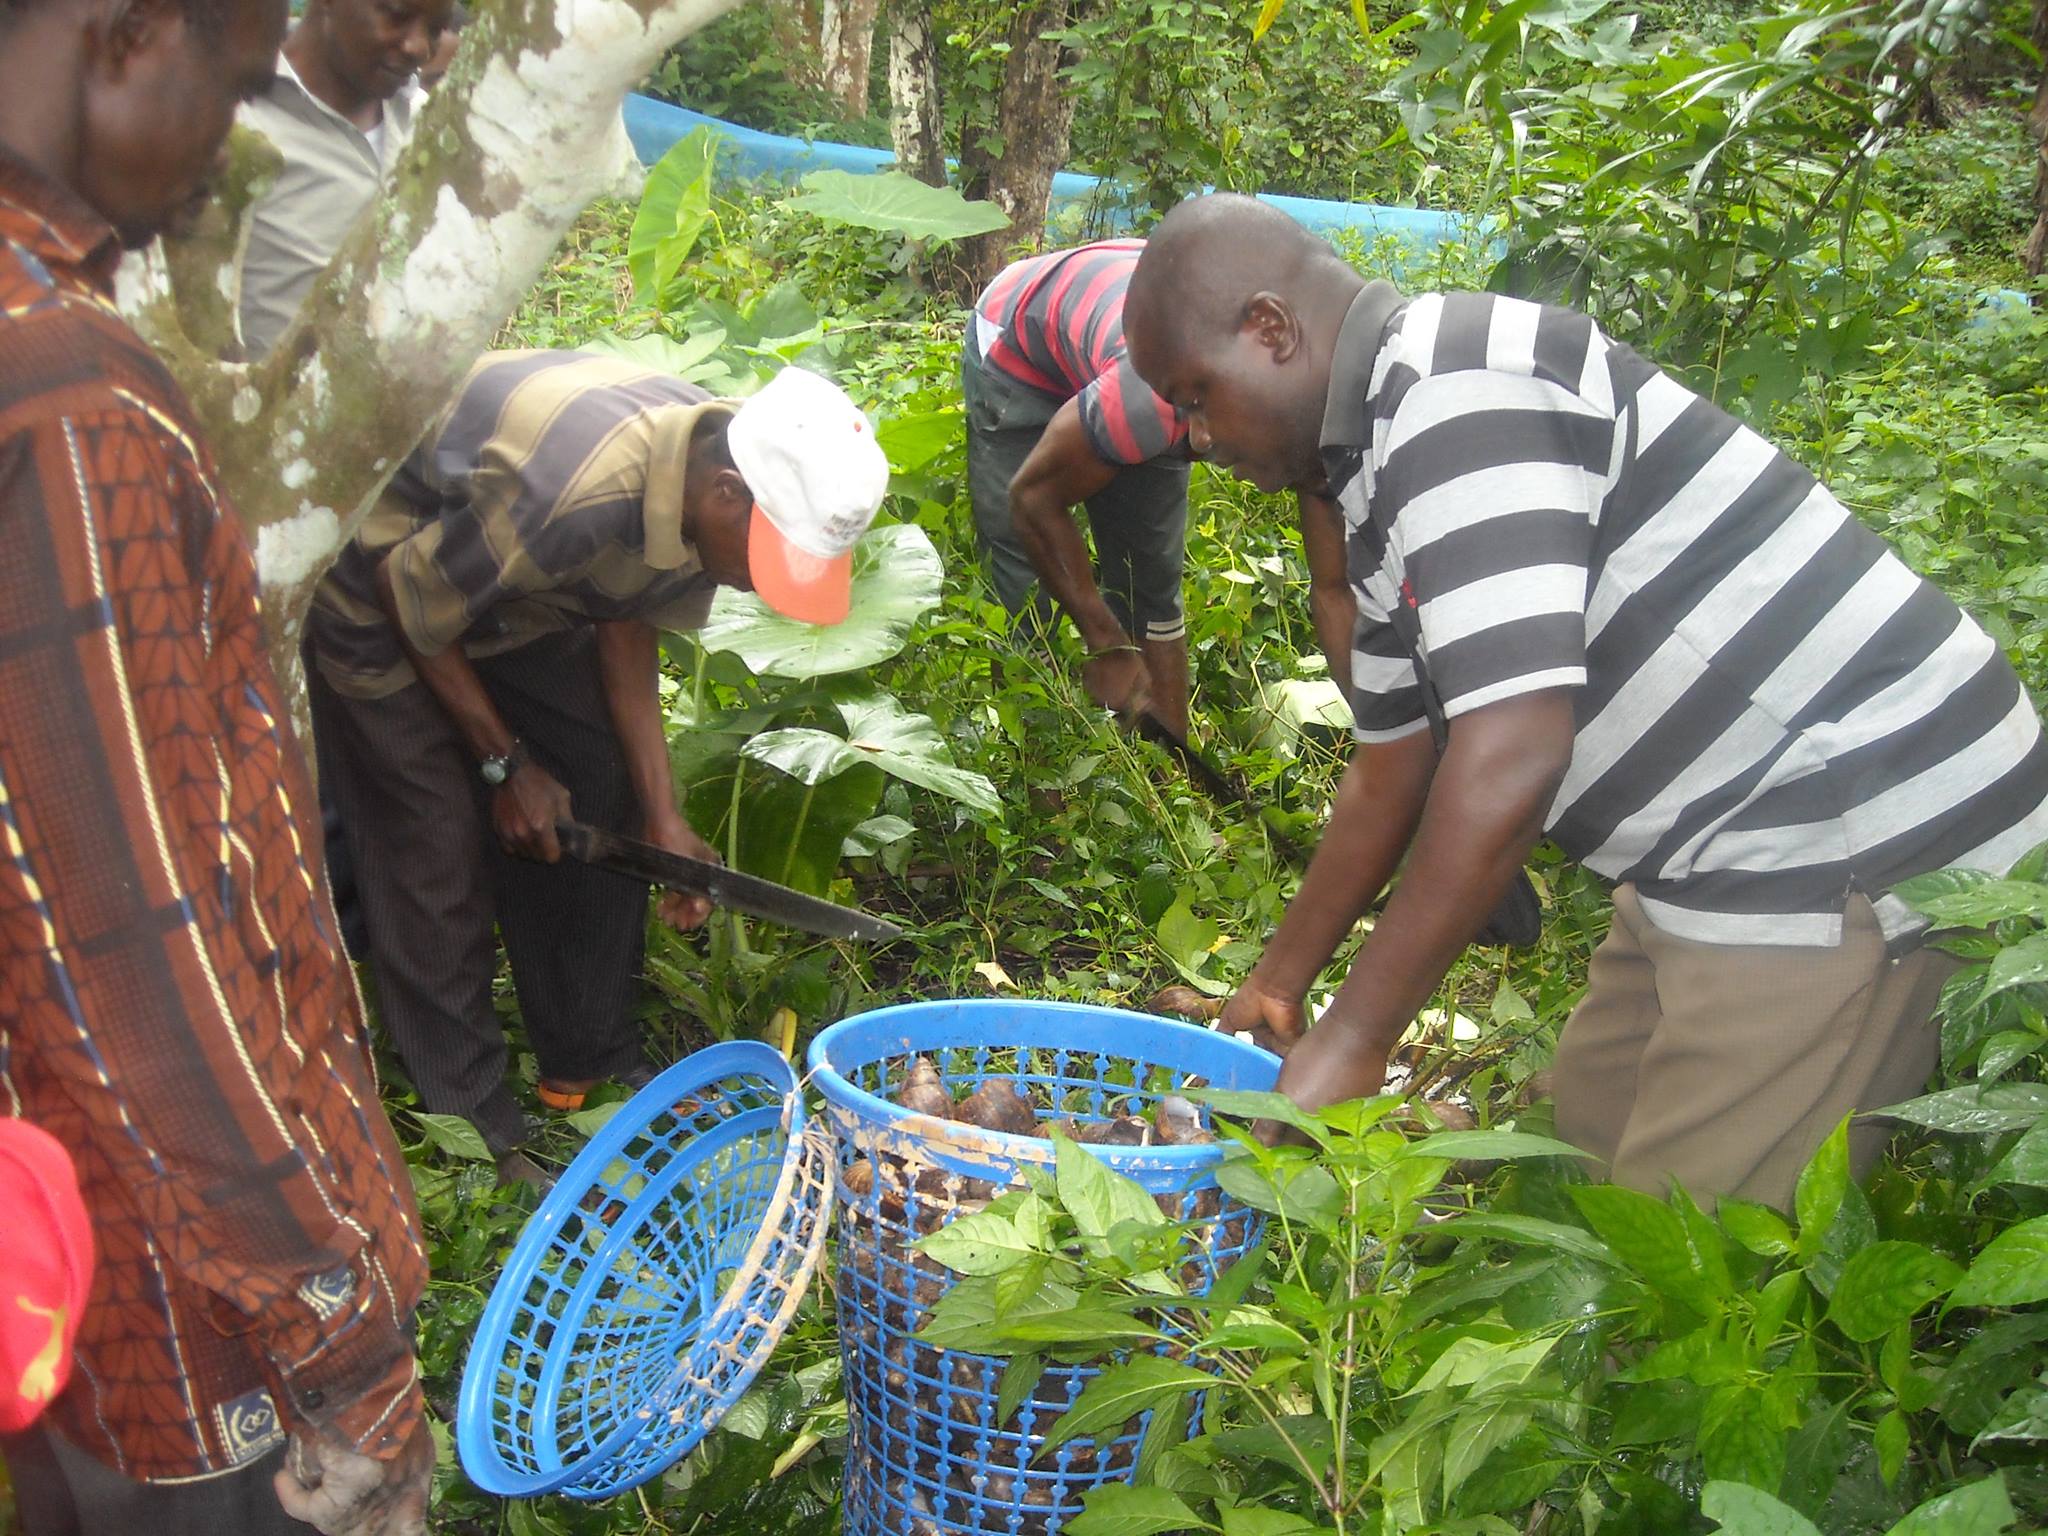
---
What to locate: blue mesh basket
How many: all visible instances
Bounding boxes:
[808,999,1281,1535]
[456,1041,831,1500]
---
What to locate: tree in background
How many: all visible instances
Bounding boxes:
[2028,0,2047,283]
[774,0,883,116]
[124,0,755,720]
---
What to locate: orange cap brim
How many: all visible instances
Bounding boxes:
[747,503,852,626]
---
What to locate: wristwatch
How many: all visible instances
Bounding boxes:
[479,740,527,787]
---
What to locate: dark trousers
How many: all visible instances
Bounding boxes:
[4,1426,300,1535]
[308,630,648,1153]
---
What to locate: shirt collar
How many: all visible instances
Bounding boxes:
[265,52,416,145]
[1318,279,1404,453]
[0,143,124,295]
[642,399,736,569]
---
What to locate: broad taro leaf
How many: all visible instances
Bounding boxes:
[838,692,998,813]
[787,169,1011,242]
[697,524,942,678]
[682,752,882,897]
[628,128,719,304]
[589,327,731,389]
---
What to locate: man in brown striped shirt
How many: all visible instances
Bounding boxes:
[0,0,429,1529]
[306,353,888,1170]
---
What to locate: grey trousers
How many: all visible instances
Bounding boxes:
[961,338,1190,643]
[4,1426,301,1535]
[308,629,648,1153]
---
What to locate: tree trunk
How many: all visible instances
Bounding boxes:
[2026,0,2047,286]
[887,0,945,186]
[122,0,755,738]
[952,0,1085,296]
[775,0,880,118]
[819,0,882,116]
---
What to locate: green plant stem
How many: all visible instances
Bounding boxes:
[780,779,817,888]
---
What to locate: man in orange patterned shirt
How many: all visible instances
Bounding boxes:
[0,0,431,1531]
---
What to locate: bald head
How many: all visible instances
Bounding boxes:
[1123,194,1364,497]
[1127,193,1355,378]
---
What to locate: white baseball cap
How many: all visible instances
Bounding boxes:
[726,366,891,626]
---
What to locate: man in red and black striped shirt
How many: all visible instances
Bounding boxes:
[964,239,1196,736]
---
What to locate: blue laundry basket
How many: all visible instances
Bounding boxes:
[808,999,1281,1534]
[456,1041,831,1500]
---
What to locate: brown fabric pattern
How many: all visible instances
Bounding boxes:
[0,148,427,1482]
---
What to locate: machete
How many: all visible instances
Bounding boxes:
[556,819,904,943]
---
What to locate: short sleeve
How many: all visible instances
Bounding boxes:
[1379,371,1611,720]
[1075,357,1185,466]
[1347,582,1430,744]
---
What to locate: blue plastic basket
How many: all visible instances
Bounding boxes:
[456,1041,832,1500]
[808,1000,1281,1535]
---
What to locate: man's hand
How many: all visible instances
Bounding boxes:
[1272,1011,1393,1121]
[492,762,572,862]
[1217,979,1310,1056]
[1082,647,1154,722]
[646,814,720,931]
[274,1406,433,1536]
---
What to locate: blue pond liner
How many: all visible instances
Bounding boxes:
[622,92,1478,259]
[809,999,1282,1534]
[456,1041,832,1500]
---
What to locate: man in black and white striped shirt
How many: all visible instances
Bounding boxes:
[1125,194,2048,1206]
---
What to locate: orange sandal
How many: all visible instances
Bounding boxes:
[536,1078,595,1112]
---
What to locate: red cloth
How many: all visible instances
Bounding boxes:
[0,1120,93,1433]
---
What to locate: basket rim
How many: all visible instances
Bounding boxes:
[805,998,1281,1175]
[455,1039,815,1497]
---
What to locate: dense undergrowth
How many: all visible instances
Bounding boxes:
[382,58,2048,1523]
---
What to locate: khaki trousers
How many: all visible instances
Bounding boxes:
[1552,885,1956,1210]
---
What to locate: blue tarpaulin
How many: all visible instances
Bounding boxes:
[621,92,1477,261]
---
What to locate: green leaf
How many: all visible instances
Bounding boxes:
[1395,1129,1585,1162]
[1570,1185,1713,1309]
[1875,1409,1909,1487]
[1039,1354,1216,1453]
[1201,1304,1313,1357]
[1882,1475,2017,1536]
[1183,1088,1332,1145]
[1435,1211,1618,1267]
[1214,1157,1342,1229]
[1891,870,2048,927]
[588,327,729,385]
[836,692,1000,814]
[1876,1083,2048,1135]
[1219,1509,1331,1536]
[842,813,914,857]
[873,405,962,477]
[1948,1215,2048,1308]
[1805,1178,1878,1300]
[1068,1484,1216,1536]
[628,128,719,303]
[1721,1200,1795,1257]
[1825,1241,1963,1340]
[1983,933,2048,998]
[917,1269,1078,1352]
[1408,1333,1557,1394]
[1986,1119,2048,1188]
[413,1111,492,1162]
[1157,896,1222,971]
[1702,1481,1822,1536]
[698,523,943,678]
[1971,1378,2048,1449]
[1936,1315,2048,1438]
[1795,1120,1851,1262]
[563,1100,626,1138]
[996,1352,1045,1426]
[1054,1129,1168,1241]
[787,169,1011,242]
[1699,1384,1788,1493]
[914,1196,1051,1276]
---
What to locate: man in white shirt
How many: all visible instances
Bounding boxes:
[237,0,453,360]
